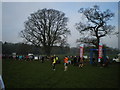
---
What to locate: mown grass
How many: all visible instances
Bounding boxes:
[2,59,120,88]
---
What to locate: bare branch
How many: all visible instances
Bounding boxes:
[76,5,115,49]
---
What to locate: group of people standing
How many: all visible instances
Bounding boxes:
[51,55,84,71]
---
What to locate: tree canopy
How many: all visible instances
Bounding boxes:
[20,8,70,55]
[76,5,116,48]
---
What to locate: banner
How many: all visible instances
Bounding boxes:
[98,43,103,59]
[80,44,84,59]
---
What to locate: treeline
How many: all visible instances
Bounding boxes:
[1,41,119,57]
[2,42,71,55]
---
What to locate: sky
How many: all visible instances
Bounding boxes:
[118,2,120,50]
[1,1,119,48]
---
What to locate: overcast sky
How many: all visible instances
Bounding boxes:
[1,2,119,48]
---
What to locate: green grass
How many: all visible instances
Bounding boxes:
[2,59,120,88]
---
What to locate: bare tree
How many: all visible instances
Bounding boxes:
[20,8,70,55]
[76,5,116,49]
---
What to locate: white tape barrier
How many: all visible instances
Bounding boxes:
[0,75,5,90]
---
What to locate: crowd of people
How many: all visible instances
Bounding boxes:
[2,54,86,71]
[50,55,85,71]
[51,55,111,71]
[2,54,110,71]
[2,54,47,63]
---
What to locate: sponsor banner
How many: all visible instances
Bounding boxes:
[98,43,103,59]
[80,44,84,58]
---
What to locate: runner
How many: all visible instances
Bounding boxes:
[52,55,57,71]
[64,56,69,71]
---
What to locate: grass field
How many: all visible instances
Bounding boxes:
[2,59,120,88]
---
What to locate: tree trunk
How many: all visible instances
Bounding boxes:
[44,46,52,56]
[97,38,100,50]
[94,37,100,64]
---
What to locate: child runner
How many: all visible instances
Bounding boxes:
[64,56,69,71]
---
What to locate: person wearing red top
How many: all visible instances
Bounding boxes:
[26,55,29,61]
[64,56,69,71]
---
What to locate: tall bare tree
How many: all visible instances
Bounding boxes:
[76,5,116,49]
[20,8,70,55]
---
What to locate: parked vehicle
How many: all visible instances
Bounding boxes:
[113,53,120,63]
